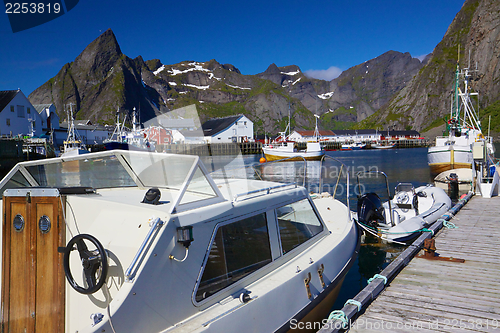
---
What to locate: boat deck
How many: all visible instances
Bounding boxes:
[319,194,500,332]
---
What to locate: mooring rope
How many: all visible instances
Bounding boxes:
[367,273,387,285]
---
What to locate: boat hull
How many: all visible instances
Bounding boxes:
[104,141,155,152]
[262,148,325,161]
[427,145,472,177]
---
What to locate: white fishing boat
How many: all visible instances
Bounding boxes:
[61,104,89,157]
[0,151,359,333]
[371,143,395,149]
[263,113,324,161]
[356,172,451,243]
[104,108,156,152]
[263,141,324,161]
[427,59,494,176]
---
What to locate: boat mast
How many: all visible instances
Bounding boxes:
[314,114,320,142]
[287,102,291,139]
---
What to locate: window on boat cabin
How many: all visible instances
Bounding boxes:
[196,213,272,302]
[276,199,324,254]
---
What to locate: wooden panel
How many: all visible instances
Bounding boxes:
[2,198,35,333]
[34,197,65,333]
[1,195,65,333]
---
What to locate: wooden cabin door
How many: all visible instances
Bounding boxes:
[2,189,65,333]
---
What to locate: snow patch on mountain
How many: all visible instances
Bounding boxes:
[318,92,334,100]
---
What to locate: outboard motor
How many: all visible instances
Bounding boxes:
[357,192,386,227]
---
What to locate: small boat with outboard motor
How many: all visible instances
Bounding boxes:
[355,171,451,243]
[0,151,359,333]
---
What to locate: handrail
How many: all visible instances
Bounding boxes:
[319,155,351,215]
[125,217,164,282]
[232,182,297,203]
[356,170,393,226]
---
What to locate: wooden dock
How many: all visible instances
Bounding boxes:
[319,194,500,332]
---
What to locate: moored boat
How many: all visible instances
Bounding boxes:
[0,151,359,332]
[61,104,90,157]
[427,60,494,177]
[103,109,155,152]
[263,141,324,161]
[434,168,474,194]
[371,143,395,149]
[356,171,451,243]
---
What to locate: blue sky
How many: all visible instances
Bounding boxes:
[1,0,465,95]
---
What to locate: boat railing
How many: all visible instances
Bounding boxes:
[232,183,298,203]
[319,155,351,214]
[207,156,308,203]
[356,169,393,226]
[125,217,165,282]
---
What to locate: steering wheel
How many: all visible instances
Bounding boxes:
[60,234,108,294]
[396,192,409,204]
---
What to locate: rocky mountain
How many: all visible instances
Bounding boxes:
[322,51,423,129]
[362,0,500,133]
[29,29,424,134]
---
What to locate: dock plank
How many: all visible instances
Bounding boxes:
[347,195,500,332]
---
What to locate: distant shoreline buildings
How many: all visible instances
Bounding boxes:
[1,89,422,153]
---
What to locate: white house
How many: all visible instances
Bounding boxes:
[202,115,253,143]
[34,104,60,131]
[0,89,42,137]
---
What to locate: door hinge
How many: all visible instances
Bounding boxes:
[26,192,31,203]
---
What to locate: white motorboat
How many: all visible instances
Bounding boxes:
[356,172,451,243]
[0,151,359,333]
[427,60,494,176]
[434,168,474,194]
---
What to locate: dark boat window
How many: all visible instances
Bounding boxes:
[196,213,271,302]
[277,199,324,254]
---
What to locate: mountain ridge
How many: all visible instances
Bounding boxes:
[29,29,428,134]
[362,0,500,133]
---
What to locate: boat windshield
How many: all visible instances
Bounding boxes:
[0,151,218,203]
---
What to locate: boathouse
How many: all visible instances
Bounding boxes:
[202,115,254,143]
[0,89,42,137]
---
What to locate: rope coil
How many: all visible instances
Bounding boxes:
[344,299,362,312]
[327,310,349,328]
[443,220,458,229]
[367,273,387,285]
